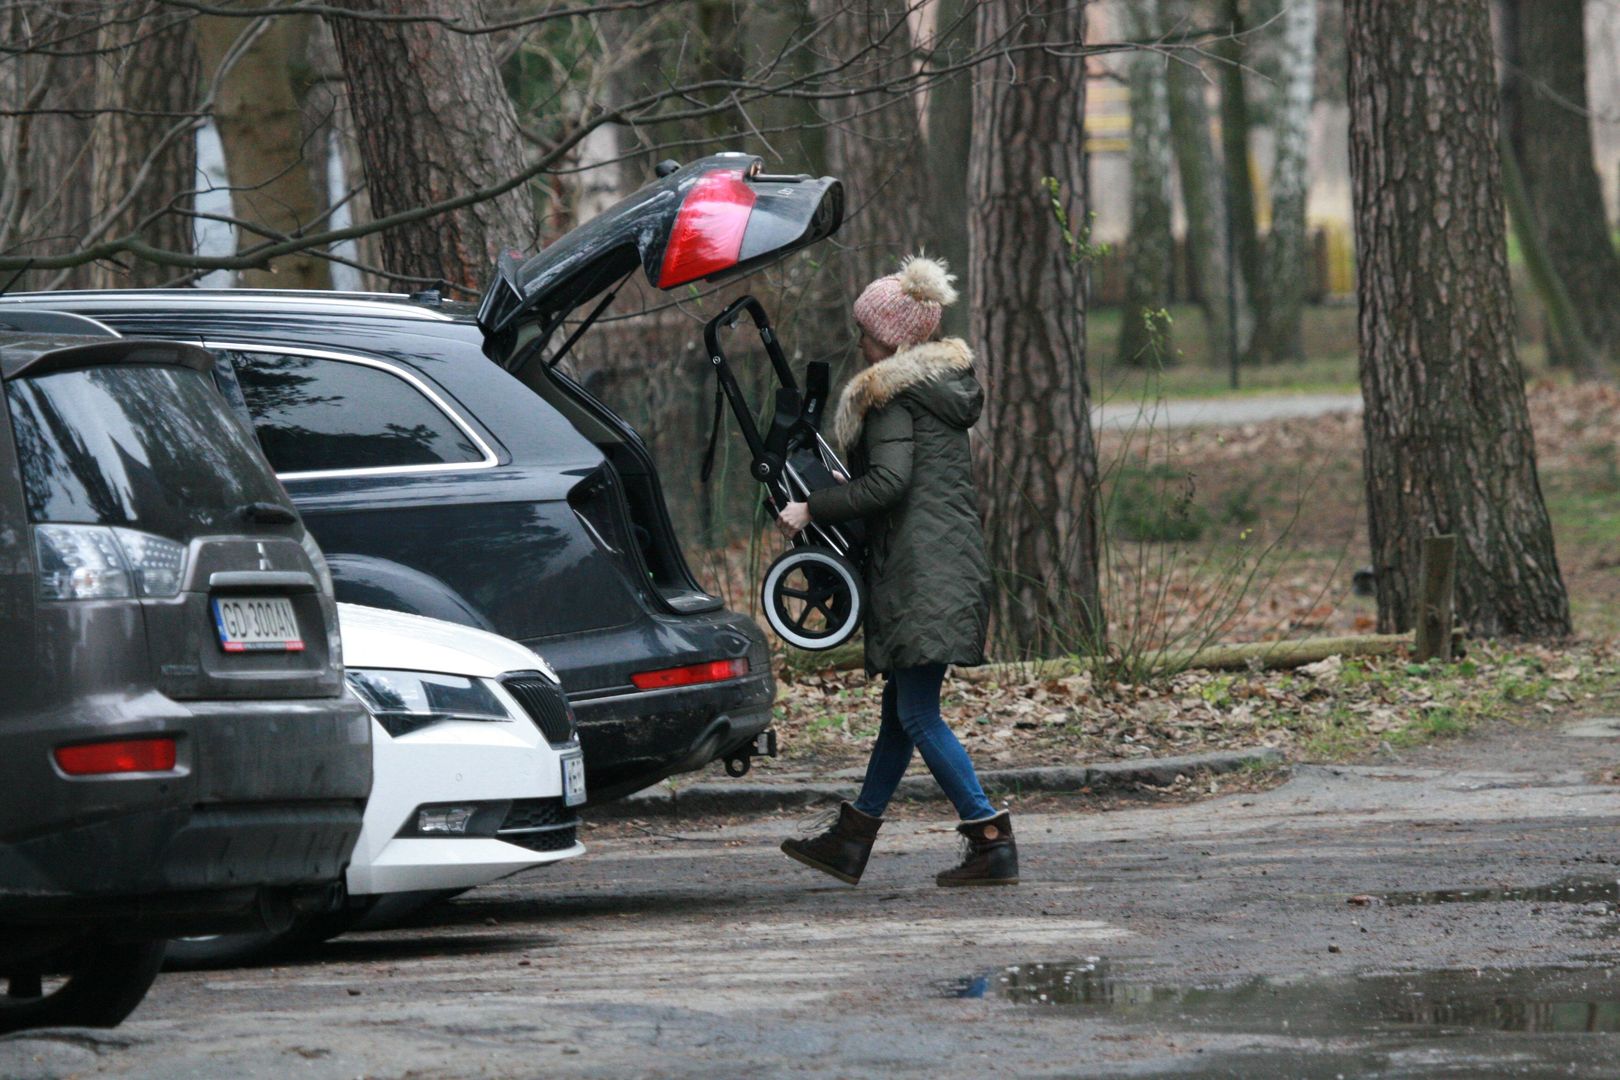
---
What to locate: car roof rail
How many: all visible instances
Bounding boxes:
[0,308,121,338]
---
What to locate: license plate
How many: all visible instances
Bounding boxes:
[212,595,305,653]
[561,752,587,807]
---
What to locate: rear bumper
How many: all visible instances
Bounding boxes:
[0,803,359,913]
[572,683,774,803]
[0,691,370,922]
[529,608,777,804]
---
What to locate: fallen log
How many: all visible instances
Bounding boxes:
[1139,633,1415,673]
[950,631,1444,683]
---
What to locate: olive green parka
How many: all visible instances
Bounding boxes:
[806,337,992,674]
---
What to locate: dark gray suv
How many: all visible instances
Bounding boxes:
[0,328,372,1031]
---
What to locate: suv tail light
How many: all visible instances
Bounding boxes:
[55,737,178,776]
[656,169,756,288]
[630,658,749,690]
[33,524,186,600]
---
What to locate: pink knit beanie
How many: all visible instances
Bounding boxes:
[852,255,959,350]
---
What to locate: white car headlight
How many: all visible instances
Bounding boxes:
[346,668,516,737]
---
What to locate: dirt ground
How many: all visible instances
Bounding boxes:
[7,709,1619,1079]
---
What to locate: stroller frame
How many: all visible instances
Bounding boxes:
[703,296,866,651]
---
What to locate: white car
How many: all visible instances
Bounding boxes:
[168,604,586,967]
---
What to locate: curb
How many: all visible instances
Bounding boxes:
[591,746,1286,820]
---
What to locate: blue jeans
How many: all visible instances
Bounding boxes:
[852,663,997,821]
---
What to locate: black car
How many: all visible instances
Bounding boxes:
[8,154,844,803]
[0,323,372,1031]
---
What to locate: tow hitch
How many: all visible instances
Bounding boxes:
[724,728,778,778]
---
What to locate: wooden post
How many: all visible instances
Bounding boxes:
[1414,535,1458,662]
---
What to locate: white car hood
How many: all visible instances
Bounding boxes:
[338,603,552,680]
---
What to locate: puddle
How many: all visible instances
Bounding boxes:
[1367,877,1620,908]
[947,959,1620,1034]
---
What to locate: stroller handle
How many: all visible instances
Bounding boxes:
[705,295,797,391]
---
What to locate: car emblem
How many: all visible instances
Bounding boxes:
[257,542,272,572]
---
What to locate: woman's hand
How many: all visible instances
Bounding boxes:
[777,500,812,538]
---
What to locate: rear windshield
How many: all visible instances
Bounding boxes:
[5,365,291,537]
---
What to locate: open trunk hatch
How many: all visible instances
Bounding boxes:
[476,152,842,358]
[477,152,842,620]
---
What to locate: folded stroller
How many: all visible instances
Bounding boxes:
[702,296,865,652]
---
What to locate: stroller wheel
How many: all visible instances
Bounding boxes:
[761,546,863,651]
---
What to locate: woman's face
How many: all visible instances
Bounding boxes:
[859,327,893,366]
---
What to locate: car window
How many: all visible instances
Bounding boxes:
[224,350,485,474]
[5,365,290,536]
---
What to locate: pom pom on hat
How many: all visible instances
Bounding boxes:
[895,254,958,307]
[853,254,957,350]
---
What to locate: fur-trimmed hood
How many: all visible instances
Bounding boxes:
[831,337,980,450]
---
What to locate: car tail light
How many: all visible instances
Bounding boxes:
[656,169,756,288]
[55,737,177,776]
[33,524,187,600]
[630,657,749,691]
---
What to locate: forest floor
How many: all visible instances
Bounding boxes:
[744,379,1620,776]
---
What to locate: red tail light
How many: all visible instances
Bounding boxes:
[631,658,750,691]
[55,737,177,776]
[656,169,756,288]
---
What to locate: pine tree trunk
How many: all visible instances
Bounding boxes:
[1345,0,1570,638]
[1502,137,1603,378]
[195,13,331,289]
[326,0,538,291]
[0,4,98,290]
[969,0,1102,657]
[924,0,974,339]
[86,4,200,288]
[811,0,930,307]
[1117,0,1174,368]
[1510,0,1620,368]
[302,16,382,289]
[1251,0,1316,363]
[1215,0,1259,354]
[1162,0,1238,371]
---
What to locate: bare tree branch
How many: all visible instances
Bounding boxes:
[0,0,1236,281]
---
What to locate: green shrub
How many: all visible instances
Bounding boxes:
[1108,464,1210,543]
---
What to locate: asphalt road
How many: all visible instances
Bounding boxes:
[5,714,1619,1079]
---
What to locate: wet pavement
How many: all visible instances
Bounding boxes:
[2,716,1619,1078]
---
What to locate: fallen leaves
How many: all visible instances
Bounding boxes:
[767,640,1620,772]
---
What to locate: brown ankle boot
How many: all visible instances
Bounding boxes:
[780,802,883,885]
[936,811,1019,886]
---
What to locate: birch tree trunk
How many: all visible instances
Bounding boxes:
[1508,0,1620,369]
[1345,0,1570,638]
[86,3,201,288]
[195,13,331,289]
[969,0,1102,657]
[1252,0,1316,363]
[326,0,538,291]
[1117,0,1174,368]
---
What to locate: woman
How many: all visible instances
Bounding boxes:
[776,255,1016,887]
